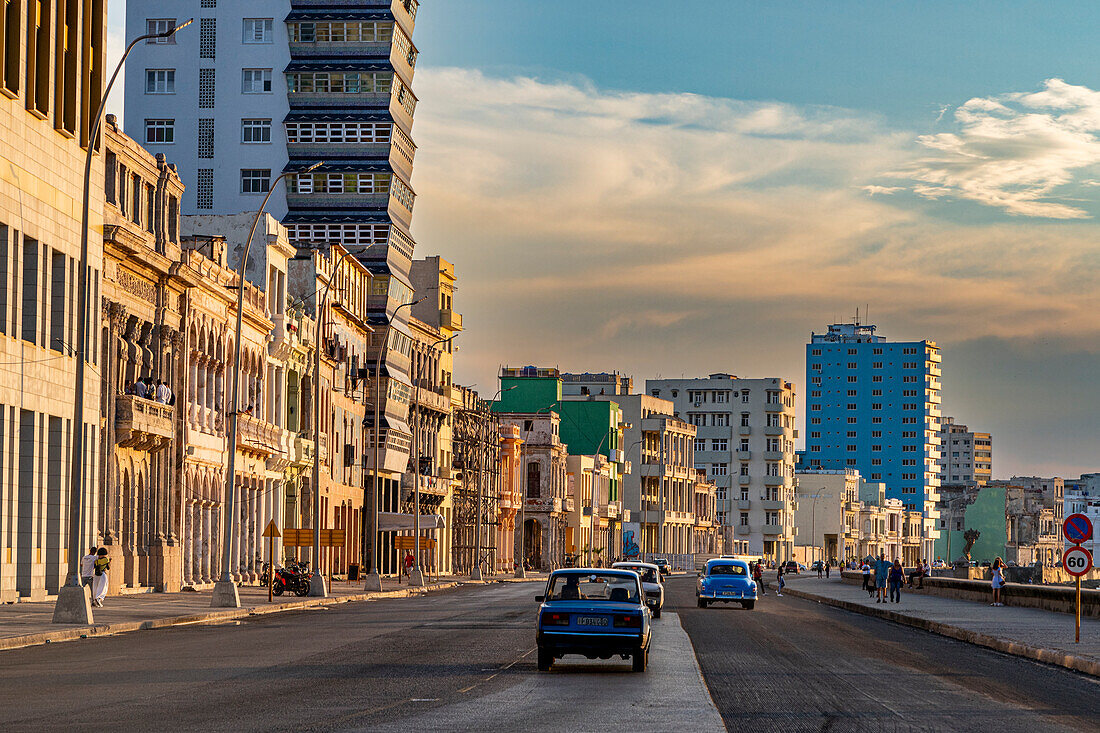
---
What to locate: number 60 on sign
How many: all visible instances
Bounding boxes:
[1063,546,1093,577]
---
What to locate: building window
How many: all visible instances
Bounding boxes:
[144,119,174,144]
[243,18,273,44]
[694,438,706,453]
[241,169,271,195]
[196,169,214,209]
[242,68,272,94]
[199,18,216,58]
[711,463,727,477]
[145,69,175,94]
[199,68,215,108]
[146,18,176,43]
[712,438,727,452]
[241,118,271,143]
[740,512,749,526]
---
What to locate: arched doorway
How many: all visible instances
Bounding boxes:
[524,518,542,569]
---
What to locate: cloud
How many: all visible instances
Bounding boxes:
[408,69,1100,479]
[892,78,1100,219]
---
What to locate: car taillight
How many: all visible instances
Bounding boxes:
[541,612,569,626]
[614,614,642,628]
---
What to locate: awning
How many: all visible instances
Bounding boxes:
[285,61,392,73]
[378,512,445,532]
[283,160,394,174]
[285,11,391,22]
[284,111,393,123]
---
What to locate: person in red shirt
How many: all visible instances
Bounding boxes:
[403,551,414,581]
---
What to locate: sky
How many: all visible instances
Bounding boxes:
[111,2,1100,479]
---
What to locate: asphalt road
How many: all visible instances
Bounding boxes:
[3,577,1100,732]
[666,575,1100,732]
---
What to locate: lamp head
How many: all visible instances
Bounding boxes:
[167,18,194,37]
[300,161,325,174]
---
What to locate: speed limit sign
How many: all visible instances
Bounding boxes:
[1063,546,1093,577]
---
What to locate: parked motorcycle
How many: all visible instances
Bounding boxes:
[266,561,311,597]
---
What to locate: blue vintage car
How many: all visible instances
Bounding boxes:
[697,558,757,609]
[535,568,652,672]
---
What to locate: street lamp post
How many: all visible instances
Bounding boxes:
[54,18,195,624]
[363,297,423,592]
[212,161,324,609]
[408,334,455,587]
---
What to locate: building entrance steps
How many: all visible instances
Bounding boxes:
[774,575,1100,677]
[0,573,547,652]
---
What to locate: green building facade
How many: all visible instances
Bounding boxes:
[494,368,626,500]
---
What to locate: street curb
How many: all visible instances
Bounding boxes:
[772,583,1100,678]
[0,582,460,652]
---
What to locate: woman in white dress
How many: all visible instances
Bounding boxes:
[990,557,1006,607]
[92,548,110,607]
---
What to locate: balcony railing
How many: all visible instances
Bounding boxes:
[115,395,174,450]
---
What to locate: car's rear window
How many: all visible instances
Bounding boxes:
[548,573,641,602]
[615,565,658,583]
[708,564,746,576]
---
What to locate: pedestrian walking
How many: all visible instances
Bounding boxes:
[403,550,414,580]
[874,553,890,603]
[91,548,110,607]
[825,562,831,579]
[775,566,785,596]
[753,561,765,596]
[888,559,904,603]
[991,557,1006,606]
[817,561,823,579]
[860,559,872,596]
[80,547,98,589]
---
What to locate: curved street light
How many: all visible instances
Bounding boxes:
[55,18,195,624]
[363,297,424,592]
[212,161,323,608]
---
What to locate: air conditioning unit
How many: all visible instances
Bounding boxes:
[693,401,702,407]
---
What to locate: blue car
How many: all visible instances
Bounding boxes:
[697,558,757,609]
[535,568,652,672]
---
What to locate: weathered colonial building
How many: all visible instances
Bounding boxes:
[497,411,569,570]
[99,118,186,593]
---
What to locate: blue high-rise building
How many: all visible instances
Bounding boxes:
[804,323,941,558]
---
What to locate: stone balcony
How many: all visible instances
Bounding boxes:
[440,309,463,331]
[237,414,281,456]
[115,395,174,451]
[525,496,562,514]
[760,499,785,511]
[762,523,784,535]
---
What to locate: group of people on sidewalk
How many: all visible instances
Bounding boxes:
[860,554,920,604]
[123,376,174,404]
[79,547,110,607]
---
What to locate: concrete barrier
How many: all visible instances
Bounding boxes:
[840,570,1100,617]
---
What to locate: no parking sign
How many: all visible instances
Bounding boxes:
[1063,513,1093,545]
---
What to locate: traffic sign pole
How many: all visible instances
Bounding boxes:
[1061,544,1092,643]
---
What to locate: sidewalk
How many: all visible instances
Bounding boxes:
[0,572,545,652]
[776,574,1100,677]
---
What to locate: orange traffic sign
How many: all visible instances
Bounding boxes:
[395,536,436,550]
[262,520,281,538]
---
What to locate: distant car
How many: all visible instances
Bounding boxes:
[652,558,671,576]
[697,558,757,610]
[783,560,800,574]
[612,561,665,618]
[932,560,947,569]
[535,568,652,673]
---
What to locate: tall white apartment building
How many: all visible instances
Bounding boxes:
[126,1,424,541]
[647,374,798,563]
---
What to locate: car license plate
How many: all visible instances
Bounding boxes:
[577,616,608,627]
[720,591,738,597]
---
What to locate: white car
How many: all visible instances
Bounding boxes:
[612,561,665,618]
